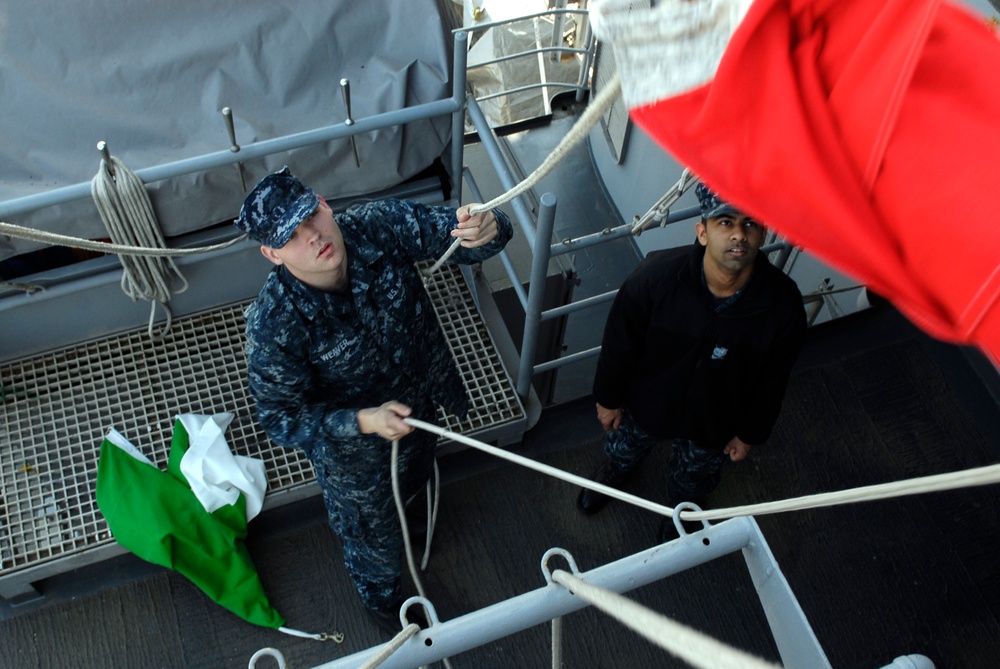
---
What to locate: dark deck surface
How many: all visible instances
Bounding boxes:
[2,304,1000,669]
[3,102,1000,668]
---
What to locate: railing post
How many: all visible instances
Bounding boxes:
[452,31,469,202]
[517,192,557,401]
[550,0,567,62]
[575,4,594,103]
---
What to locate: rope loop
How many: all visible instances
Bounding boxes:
[541,547,580,585]
[248,648,287,669]
[91,155,189,337]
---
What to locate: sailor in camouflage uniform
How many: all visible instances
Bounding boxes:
[235,167,512,632]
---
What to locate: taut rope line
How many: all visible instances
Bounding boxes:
[357,622,421,669]
[469,74,622,216]
[402,418,1000,523]
[552,570,782,669]
[0,220,248,257]
[422,73,623,278]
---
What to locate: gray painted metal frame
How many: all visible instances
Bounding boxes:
[311,516,929,668]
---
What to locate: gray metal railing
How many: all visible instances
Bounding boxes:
[465,82,707,399]
[313,517,840,669]
[455,6,595,109]
[0,5,841,405]
[0,33,473,222]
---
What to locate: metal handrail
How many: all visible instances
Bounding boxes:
[466,46,590,70]
[0,34,472,222]
[475,81,588,103]
[451,8,589,36]
[457,7,594,110]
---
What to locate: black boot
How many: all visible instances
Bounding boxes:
[577,461,631,516]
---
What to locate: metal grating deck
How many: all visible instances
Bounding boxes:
[0,262,524,599]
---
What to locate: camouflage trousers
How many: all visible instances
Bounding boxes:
[603,408,730,504]
[309,402,437,611]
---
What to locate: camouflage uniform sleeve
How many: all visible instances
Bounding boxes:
[245,304,362,455]
[360,199,513,262]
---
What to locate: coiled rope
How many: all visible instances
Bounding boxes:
[91,156,191,339]
[0,162,247,300]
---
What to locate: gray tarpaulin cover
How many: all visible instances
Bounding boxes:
[0,0,453,261]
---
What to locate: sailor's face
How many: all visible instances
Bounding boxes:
[262,198,348,291]
[696,213,765,275]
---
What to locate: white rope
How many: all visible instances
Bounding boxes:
[392,440,430,599]
[420,460,442,571]
[358,623,422,669]
[91,156,191,339]
[683,463,1000,523]
[422,73,624,279]
[7,76,618,290]
[405,418,678,517]
[0,219,248,257]
[471,73,622,216]
[276,626,343,642]
[631,167,699,236]
[402,418,1000,523]
[3,75,621,280]
[389,440,455,669]
[551,570,782,669]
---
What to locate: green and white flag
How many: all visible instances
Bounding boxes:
[96,413,290,632]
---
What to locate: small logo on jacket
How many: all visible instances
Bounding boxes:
[711,346,728,361]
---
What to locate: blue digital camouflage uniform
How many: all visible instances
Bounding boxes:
[243,198,512,610]
[602,409,731,504]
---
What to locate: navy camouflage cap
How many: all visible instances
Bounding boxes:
[234,167,319,248]
[695,182,742,220]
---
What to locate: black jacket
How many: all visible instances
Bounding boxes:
[593,242,806,450]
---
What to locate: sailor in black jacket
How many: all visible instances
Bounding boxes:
[578,183,806,533]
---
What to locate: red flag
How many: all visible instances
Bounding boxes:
[594,0,1000,364]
